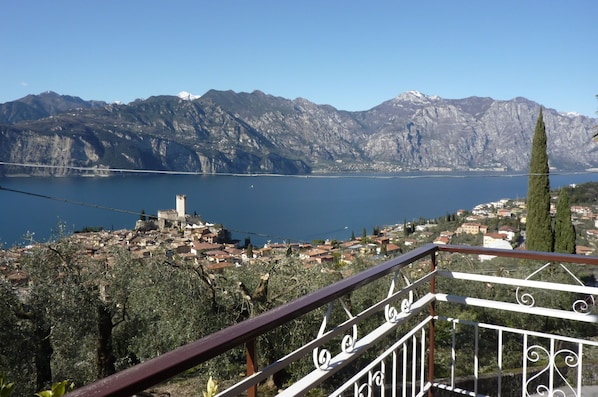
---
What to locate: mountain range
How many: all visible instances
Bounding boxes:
[0,90,596,176]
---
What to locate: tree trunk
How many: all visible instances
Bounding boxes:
[34,321,53,391]
[15,307,53,391]
[96,303,116,378]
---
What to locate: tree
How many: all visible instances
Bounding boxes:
[139,210,146,222]
[17,242,78,391]
[6,230,373,393]
[554,188,576,254]
[17,236,142,387]
[525,108,554,252]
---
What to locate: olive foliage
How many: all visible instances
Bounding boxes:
[0,236,359,396]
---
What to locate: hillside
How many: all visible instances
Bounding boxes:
[0,90,596,176]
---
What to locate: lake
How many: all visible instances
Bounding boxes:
[1,172,597,248]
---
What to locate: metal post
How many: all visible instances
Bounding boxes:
[246,339,257,397]
[428,251,436,397]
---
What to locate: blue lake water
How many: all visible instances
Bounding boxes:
[1,172,597,247]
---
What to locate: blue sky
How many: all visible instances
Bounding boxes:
[2,1,597,116]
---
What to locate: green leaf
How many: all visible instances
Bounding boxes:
[0,384,15,397]
[35,380,74,397]
[0,373,15,397]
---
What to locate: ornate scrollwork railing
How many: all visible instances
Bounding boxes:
[385,270,414,322]
[516,262,596,315]
[355,369,385,397]
[524,340,581,397]
[313,297,358,370]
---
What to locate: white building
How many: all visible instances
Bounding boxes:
[479,233,513,262]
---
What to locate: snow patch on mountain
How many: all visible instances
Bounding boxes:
[394,90,440,104]
[560,111,581,117]
[178,91,201,101]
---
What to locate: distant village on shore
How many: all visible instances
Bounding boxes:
[2,190,598,284]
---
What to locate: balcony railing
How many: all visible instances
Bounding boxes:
[69,244,598,397]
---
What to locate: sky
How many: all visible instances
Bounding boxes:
[1,1,597,117]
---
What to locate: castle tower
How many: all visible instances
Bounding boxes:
[176,195,186,219]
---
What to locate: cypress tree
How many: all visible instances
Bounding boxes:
[554,188,576,254]
[525,108,554,252]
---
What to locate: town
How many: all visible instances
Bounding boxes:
[2,189,598,285]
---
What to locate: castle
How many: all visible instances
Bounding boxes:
[136,194,231,244]
[156,194,188,229]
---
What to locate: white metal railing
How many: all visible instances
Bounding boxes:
[69,245,598,397]
[430,257,598,397]
[328,318,433,397]
[433,317,598,397]
[233,282,436,396]
[235,254,598,397]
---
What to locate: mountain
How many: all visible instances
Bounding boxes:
[0,90,596,176]
[0,91,106,124]
[0,93,310,176]
[200,89,598,172]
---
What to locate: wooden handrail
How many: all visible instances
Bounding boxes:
[437,244,598,265]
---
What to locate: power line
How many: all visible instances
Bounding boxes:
[0,185,147,218]
[0,185,308,243]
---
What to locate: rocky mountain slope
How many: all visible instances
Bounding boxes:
[0,90,596,176]
[0,91,106,124]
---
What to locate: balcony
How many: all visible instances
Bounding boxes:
[69,244,598,397]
